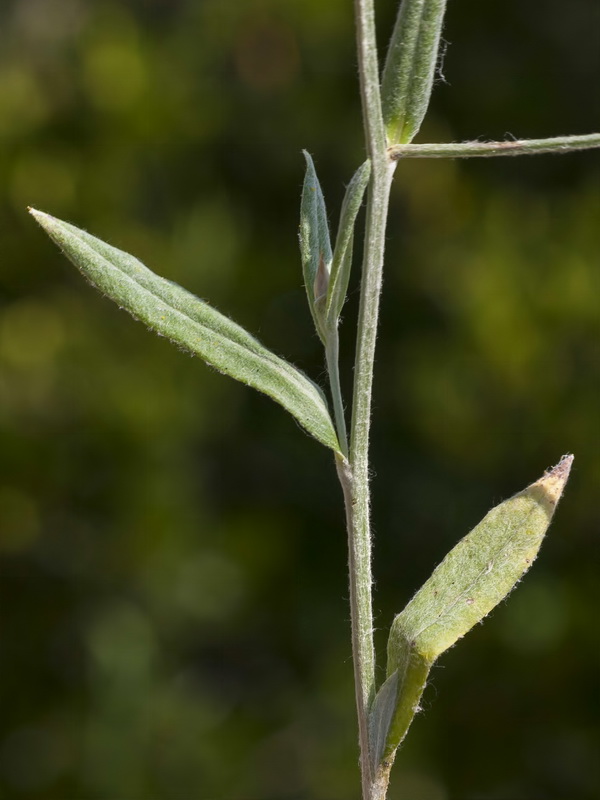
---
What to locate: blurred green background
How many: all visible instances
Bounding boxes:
[0,1,598,798]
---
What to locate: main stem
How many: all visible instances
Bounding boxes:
[339,2,396,799]
[343,7,599,800]
[346,158,395,800]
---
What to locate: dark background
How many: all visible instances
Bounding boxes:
[0,1,598,798]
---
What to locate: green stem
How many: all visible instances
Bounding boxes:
[354,0,387,155]
[335,453,375,800]
[344,8,597,800]
[349,153,396,800]
[335,2,397,799]
[388,132,600,159]
[326,331,349,457]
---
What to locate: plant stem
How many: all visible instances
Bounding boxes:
[388,132,600,159]
[334,2,398,799]
[354,0,387,155]
[342,8,598,800]
[347,149,396,800]
[334,453,374,799]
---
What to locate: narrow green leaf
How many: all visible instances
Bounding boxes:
[370,455,573,777]
[391,455,574,664]
[30,209,341,453]
[381,0,448,145]
[299,151,332,342]
[326,160,371,328]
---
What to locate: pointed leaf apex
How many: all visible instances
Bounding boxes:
[533,454,573,506]
[29,207,58,231]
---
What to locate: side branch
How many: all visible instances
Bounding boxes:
[388,133,600,160]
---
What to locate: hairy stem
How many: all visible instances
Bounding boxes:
[337,2,397,799]
[344,7,597,800]
[354,0,387,155]
[348,149,396,800]
[335,454,375,799]
[388,132,600,159]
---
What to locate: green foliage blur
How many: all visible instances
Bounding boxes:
[0,1,598,798]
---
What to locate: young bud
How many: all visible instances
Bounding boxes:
[326,160,370,329]
[299,152,332,343]
[381,0,448,145]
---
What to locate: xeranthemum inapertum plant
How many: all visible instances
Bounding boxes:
[30,1,599,798]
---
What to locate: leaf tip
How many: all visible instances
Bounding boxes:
[533,453,574,507]
[28,207,53,230]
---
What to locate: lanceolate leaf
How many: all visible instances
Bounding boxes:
[30,209,341,453]
[327,160,371,328]
[381,0,448,145]
[370,455,573,779]
[299,151,332,342]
